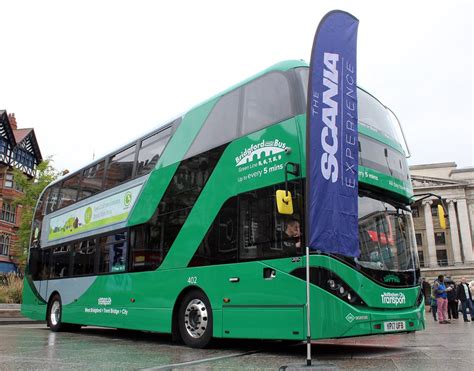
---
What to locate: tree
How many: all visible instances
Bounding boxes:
[13,159,60,265]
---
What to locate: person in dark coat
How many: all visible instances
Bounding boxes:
[456,277,474,322]
[446,279,458,319]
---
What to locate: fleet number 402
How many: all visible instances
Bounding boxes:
[187,276,198,284]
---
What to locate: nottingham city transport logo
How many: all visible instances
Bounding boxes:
[98,297,112,306]
[235,139,287,167]
[381,292,406,306]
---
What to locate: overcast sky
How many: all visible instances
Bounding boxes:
[1,0,472,173]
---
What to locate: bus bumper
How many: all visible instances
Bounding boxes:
[336,300,425,338]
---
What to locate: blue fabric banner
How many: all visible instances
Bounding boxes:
[307,10,360,257]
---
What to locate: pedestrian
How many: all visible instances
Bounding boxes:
[422,278,431,303]
[432,275,452,324]
[470,281,474,307]
[430,288,438,321]
[446,280,458,319]
[456,277,474,322]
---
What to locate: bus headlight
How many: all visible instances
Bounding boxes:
[291,267,366,307]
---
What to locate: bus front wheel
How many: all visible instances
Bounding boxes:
[178,290,213,348]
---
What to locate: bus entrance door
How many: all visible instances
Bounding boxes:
[221,261,305,340]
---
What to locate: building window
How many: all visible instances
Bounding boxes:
[415,233,423,246]
[412,207,419,218]
[14,182,24,192]
[13,148,35,168]
[417,250,424,268]
[0,203,16,223]
[434,232,446,246]
[0,235,10,256]
[431,206,438,217]
[0,138,9,155]
[4,174,13,188]
[436,249,448,266]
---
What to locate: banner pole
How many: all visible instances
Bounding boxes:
[306,245,311,366]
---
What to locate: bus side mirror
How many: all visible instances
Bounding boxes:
[438,204,447,230]
[276,190,293,215]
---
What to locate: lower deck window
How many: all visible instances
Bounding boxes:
[50,246,72,278]
[189,180,303,267]
[99,232,128,273]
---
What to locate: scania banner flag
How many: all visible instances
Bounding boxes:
[307,10,360,257]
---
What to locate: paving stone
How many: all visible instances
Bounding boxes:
[0,311,472,370]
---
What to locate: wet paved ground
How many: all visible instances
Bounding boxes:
[0,311,473,370]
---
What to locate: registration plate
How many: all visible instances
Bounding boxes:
[383,321,406,332]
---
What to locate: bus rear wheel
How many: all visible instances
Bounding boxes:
[47,294,64,332]
[47,294,81,332]
[178,290,213,348]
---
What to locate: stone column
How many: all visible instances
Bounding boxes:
[457,198,473,264]
[423,200,438,267]
[447,199,462,265]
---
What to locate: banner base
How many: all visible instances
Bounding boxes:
[279,363,339,370]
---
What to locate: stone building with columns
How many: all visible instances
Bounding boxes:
[410,162,474,280]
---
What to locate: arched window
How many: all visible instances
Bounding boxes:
[4,236,10,256]
[0,203,16,224]
[0,235,6,255]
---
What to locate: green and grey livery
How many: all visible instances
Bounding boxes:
[22,60,424,348]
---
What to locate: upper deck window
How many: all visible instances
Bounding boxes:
[46,185,60,214]
[104,145,136,190]
[58,173,82,209]
[79,161,105,201]
[295,67,401,144]
[358,89,401,143]
[136,127,171,176]
[186,89,240,159]
[186,71,294,159]
[241,72,292,135]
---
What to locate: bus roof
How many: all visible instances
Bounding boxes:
[47,60,309,188]
[189,59,308,111]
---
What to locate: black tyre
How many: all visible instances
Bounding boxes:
[178,290,213,348]
[47,294,64,332]
[47,294,81,332]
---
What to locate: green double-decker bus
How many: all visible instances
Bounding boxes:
[22,60,424,348]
